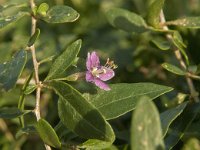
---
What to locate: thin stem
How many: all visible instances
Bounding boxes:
[186,73,200,81]
[160,10,199,102]
[29,0,51,150]
[30,0,41,121]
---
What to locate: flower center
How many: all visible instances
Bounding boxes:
[91,58,117,78]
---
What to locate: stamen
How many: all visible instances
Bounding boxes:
[104,58,117,69]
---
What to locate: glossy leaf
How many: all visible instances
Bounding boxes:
[147,0,165,28]
[166,17,200,28]
[0,50,27,91]
[45,39,82,80]
[90,83,173,120]
[0,107,31,119]
[131,97,165,150]
[49,81,115,142]
[162,63,186,76]
[164,102,200,150]
[0,12,27,29]
[160,102,188,137]
[106,8,148,33]
[36,119,61,148]
[43,5,79,23]
[27,28,40,47]
[151,38,171,50]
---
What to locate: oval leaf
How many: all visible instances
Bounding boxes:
[161,101,188,137]
[131,97,165,150]
[43,5,79,23]
[45,39,82,80]
[90,83,173,120]
[166,17,200,28]
[27,28,40,47]
[147,0,165,28]
[0,12,27,29]
[106,8,148,33]
[0,107,31,119]
[49,81,115,142]
[36,119,61,148]
[162,63,186,76]
[37,3,49,16]
[0,50,27,91]
[151,38,171,50]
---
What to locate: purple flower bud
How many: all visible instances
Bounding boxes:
[86,51,116,91]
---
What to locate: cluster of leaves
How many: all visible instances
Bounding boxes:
[1,0,200,150]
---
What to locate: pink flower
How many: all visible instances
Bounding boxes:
[86,51,117,91]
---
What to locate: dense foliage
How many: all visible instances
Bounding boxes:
[0,0,200,150]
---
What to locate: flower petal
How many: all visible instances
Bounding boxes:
[86,52,91,70]
[94,79,110,91]
[98,67,115,81]
[86,71,94,82]
[87,51,100,70]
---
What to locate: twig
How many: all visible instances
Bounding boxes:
[159,10,199,102]
[29,0,51,150]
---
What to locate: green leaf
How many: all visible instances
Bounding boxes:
[147,0,165,28]
[172,32,189,65]
[166,17,200,28]
[0,107,31,119]
[79,139,112,150]
[160,102,188,137]
[131,97,165,150]
[182,138,200,150]
[27,28,40,47]
[0,50,27,91]
[0,12,27,29]
[162,63,186,76]
[173,31,186,48]
[16,125,36,139]
[37,3,49,16]
[162,63,186,75]
[164,102,200,150]
[45,39,82,80]
[43,5,79,23]
[24,84,36,95]
[106,8,148,33]
[36,119,61,148]
[90,83,173,120]
[151,38,171,50]
[49,81,115,142]
[18,73,33,127]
